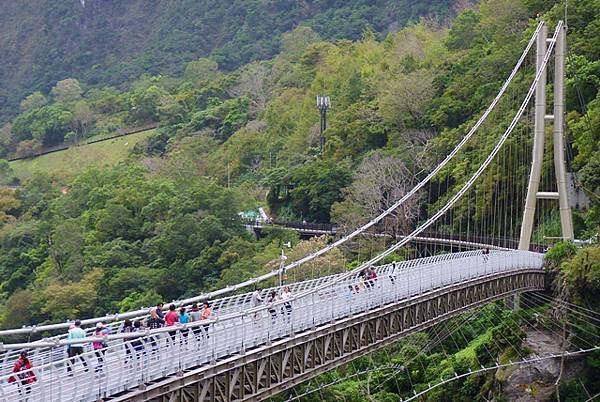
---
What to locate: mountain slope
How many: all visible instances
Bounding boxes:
[0,0,457,121]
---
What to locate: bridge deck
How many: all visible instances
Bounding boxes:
[0,251,544,401]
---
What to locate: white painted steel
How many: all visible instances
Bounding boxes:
[0,251,543,401]
[520,22,549,251]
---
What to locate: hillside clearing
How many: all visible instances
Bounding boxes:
[10,130,154,181]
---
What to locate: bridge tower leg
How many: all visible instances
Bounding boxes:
[552,24,574,242]
[519,21,573,251]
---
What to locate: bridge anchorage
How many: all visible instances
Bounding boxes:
[0,20,594,402]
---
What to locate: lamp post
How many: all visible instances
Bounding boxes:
[316,95,331,153]
[279,241,292,287]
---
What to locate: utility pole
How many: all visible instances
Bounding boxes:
[519,21,574,251]
[316,95,330,154]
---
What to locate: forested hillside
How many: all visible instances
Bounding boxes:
[0,0,456,122]
[0,0,597,326]
[0,0,599,399]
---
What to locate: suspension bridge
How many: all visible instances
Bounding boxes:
[0,20,597,401]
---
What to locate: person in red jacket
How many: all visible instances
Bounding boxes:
[9,351,36,397]
[164,304,179,344]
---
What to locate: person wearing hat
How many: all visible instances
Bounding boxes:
[93,322,111,372]
[8,351,36,396]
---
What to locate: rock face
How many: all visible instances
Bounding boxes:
[497,328,583,401]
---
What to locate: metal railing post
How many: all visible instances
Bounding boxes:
[241,315,246,354]
[311,293,316,329]
[330,283,335,322]
[211,322,216,364]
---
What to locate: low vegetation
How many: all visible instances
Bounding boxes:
[9,129,154,181]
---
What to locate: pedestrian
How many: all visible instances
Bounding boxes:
[389,261,398,285]
[146,309,164,353]
[155,303,165,319]
[482,248,490,262]
[189,303,202,337]
[200,301,212,338]
[251,288,263,321]
[165,304,179,343]
[93,322,110,372]
[360,269,370,290]
[67,320,88,374]
[251,288,263,307]
[147,309,164,329]
[8,351,36,397]
[267,290,279,324]
[130,321,145,368]
[280,286,293,323]
[179,307,190,343]
[366,267,377,288]
[121,319,134,364]
[190,303,201,321]
[122,319,133,332]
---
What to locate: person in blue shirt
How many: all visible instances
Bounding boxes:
[67,320,88,374]
[179,307,190,344]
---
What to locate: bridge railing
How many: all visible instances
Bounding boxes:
[0,250,541,378]
[0,251,543,401]
[0,250,493,377]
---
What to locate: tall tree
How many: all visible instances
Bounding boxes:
[331,151,421,237]
[50,78,83,103]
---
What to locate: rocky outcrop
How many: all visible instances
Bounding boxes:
[496,328,584,401]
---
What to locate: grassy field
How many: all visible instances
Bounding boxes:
[10,130,154,181]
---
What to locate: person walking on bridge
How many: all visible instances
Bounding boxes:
[9,351,36,398]
[200,301,212,339]
[121,319,134,365]
[267,290,279,324]
[389,261,398,285]
[365,267,377,289]
[165,304,179,344]
[130,320,146,371]
[482,247,490,262]
[251,288,264,323]
[155,303,165,319]
[189,303,201,337]
[67,320,88,375]
[147,309,165,329]
[146,309,164,355]
[280,286,292,324]
[179,307,190,344]
[93,322,110,373]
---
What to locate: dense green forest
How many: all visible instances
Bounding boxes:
[0,0,599,400]
[0,0,456,123]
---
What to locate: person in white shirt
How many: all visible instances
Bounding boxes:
[389,261,398,285]
[251,288,263,307]
[280,286,292,323]
[251,288,264,321]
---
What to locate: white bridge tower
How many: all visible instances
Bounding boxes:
[519,21,574,250]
